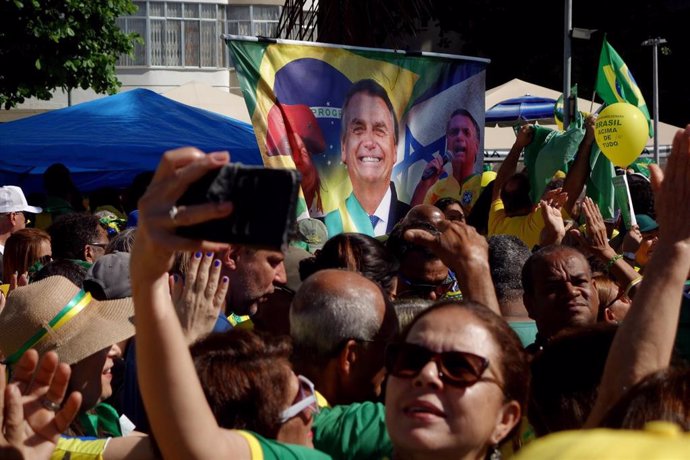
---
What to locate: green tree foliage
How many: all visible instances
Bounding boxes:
[0,0,139,109]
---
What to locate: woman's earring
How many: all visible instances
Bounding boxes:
[489,444,502,460]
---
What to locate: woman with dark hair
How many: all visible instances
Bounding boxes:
[383,300,528,459]
[191,329,317,446]
[2,227,51,281]
[300,232,399,296]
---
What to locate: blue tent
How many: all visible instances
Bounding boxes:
[485,95,557,127]
[0,89,261,193]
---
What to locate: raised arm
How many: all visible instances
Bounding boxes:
[586,125,690,427]
[562,115,596,216]
[404,220,500,315]
[492,124,534,201]
[130,148,250,460]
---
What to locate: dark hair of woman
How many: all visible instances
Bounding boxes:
[299,232,398,294]
[189,329,293,438]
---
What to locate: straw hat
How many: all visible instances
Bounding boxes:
[0,276,134,366]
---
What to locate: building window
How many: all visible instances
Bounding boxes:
[226,5,280,38]
[118,1,228,69]
[118,2,285,69]
[116,1,147,66]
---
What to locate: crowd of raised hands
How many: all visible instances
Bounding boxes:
[3,124,690,460]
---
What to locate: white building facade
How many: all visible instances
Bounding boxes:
[3,0,314,121]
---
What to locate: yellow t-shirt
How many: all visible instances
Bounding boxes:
[423,176,461,206]
[513,422,690,460]
[52,437,109,460]
[488,198,544,249]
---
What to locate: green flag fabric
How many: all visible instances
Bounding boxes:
[524,89,615,219]
[595,38,653,137]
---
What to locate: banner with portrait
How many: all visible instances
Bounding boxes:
[225,36,488,237]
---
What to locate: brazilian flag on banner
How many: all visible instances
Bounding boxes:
[595,37,653,137]
[224,36,488,238]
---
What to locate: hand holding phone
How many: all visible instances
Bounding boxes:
[175,164,301,249]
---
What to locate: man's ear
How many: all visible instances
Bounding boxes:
[604,307,618,324]
[337,339,358,379]
[223,245,240,270]
[84,245,95,263]
[490,400,521,445]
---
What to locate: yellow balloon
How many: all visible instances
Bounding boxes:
[594,103,649,167]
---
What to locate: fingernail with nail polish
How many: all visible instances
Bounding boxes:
[195,251,202,259]
[214,259,221,267]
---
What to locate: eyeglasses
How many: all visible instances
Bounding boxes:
[87,242,108,249]
[279,375,320,423]
[397,272,458,299]
[385,342,501,389]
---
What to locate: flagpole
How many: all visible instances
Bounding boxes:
[642,37,666,165]
[563,0,572,130]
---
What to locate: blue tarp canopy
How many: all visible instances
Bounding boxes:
[0,89,261,193]
[485,95,557,127]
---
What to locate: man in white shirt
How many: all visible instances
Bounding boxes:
[0,186,42,281]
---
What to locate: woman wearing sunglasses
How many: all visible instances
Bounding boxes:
[384,300,528,460]
[312,299,529,460]
[190,329,319,447]
[131,148,527,460]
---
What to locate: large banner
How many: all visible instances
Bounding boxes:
[225,36,488,237]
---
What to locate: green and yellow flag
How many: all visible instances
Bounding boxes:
[225,36,488,237]
[595,38,653,137]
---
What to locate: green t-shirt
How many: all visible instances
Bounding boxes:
[237,431,332,460]
[509,321,539,348]
[312,402,391,460]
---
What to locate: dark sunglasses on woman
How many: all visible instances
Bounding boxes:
[385,342,503,390]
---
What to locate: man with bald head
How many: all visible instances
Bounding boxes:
[521,244,599,352]
[401,204,445,228]
[290,269,398,406]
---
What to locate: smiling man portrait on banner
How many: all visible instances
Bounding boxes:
[225,36,488,238]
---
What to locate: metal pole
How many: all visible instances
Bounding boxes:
[642,37,666,164]
[652,41,660,164]
[563,0,572,130]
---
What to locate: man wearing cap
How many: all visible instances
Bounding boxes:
[324,79,410,237]
[0,186,42,281]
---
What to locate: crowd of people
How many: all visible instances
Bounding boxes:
[1,115,690,460]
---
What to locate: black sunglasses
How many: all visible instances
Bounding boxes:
[385,342,496,388]
[397,273,457,299]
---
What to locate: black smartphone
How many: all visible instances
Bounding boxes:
[175,164,301,249]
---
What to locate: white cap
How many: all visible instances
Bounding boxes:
[0,186,43,214]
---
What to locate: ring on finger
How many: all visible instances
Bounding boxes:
[169,205,179,222]
[42,398,61,411]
